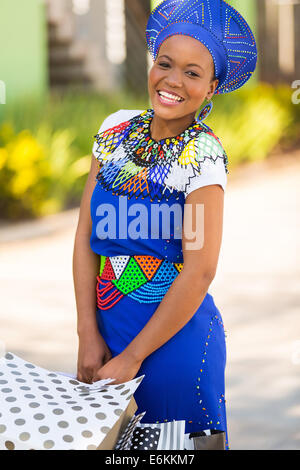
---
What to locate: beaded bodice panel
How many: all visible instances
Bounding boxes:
[93,109,229,203]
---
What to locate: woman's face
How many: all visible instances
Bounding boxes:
[148,35,219,121]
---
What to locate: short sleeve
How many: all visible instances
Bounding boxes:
[184,132,229,197]
[92,109,144,158]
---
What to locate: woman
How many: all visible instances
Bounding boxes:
[73,0,257,450]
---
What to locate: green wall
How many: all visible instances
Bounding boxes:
[0,0,48,104]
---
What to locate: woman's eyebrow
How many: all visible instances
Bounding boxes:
[187,63,204,71]
[158,55,204,72]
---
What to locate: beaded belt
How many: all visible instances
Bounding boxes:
[96,255,183,310]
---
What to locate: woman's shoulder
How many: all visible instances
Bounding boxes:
[92,109,145,162]
[97,109,146,134]
[195,127,228,165]
[177,125,229,196]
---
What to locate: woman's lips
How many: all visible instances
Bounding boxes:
[156,90,185,106]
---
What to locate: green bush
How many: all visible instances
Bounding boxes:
[0,84,299,220]
[0,90,148,219]
[208,82,300,165]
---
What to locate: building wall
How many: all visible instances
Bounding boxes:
[0,0,48,104]
[70,0,119,91]
[47,0,126,92]
[125,0,150,94]
[258,0,299,85]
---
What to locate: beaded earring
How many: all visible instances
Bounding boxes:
[196,101,213,124]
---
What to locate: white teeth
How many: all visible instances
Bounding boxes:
[158,91,183,102]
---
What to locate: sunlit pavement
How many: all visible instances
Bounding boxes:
[1,151,300,450]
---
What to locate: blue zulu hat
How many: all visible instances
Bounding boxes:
[146,0,258,94]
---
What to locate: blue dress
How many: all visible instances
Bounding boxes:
[90,108,230,449]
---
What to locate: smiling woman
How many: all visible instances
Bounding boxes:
[73,0,258,451]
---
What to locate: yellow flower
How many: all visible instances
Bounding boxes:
[11,167,39,197]
[7,131,45,171]
[0,147,8,170]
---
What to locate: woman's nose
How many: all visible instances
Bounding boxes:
[165,68,183,88]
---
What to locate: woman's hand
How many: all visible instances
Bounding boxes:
[92,351,143,385]
[77,330,112,384]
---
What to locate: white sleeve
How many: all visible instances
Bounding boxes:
[92,109,144,157]
[184,132,229,197]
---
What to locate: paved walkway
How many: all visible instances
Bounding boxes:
[1,150,300,450]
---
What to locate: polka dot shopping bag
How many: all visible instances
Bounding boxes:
[0,352,144,450]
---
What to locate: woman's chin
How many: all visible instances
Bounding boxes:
[152,100,186,119]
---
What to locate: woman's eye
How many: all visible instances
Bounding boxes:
[157,62,199,77]
[186,71,199,77]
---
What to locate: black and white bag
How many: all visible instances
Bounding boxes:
[115,416,226,451]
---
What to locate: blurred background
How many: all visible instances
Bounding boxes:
[0,0,300,450]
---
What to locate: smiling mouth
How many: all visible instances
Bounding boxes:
[157,90,185,104]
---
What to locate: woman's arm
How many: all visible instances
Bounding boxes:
[92,184,224,383]
[73,156,112,383]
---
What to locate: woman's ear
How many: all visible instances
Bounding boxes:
[207,79,219,100]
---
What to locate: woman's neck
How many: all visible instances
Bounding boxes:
[150,111,196,142]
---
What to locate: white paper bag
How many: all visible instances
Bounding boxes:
[0,352,144,450]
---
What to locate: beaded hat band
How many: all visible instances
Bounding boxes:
[146,0,258,94]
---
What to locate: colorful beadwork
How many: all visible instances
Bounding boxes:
[96,254,183,309]
[146,0,258,95]
[93,108,229,202]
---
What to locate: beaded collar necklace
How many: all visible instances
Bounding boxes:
[123,108,208,166]
[94,108,228,202]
